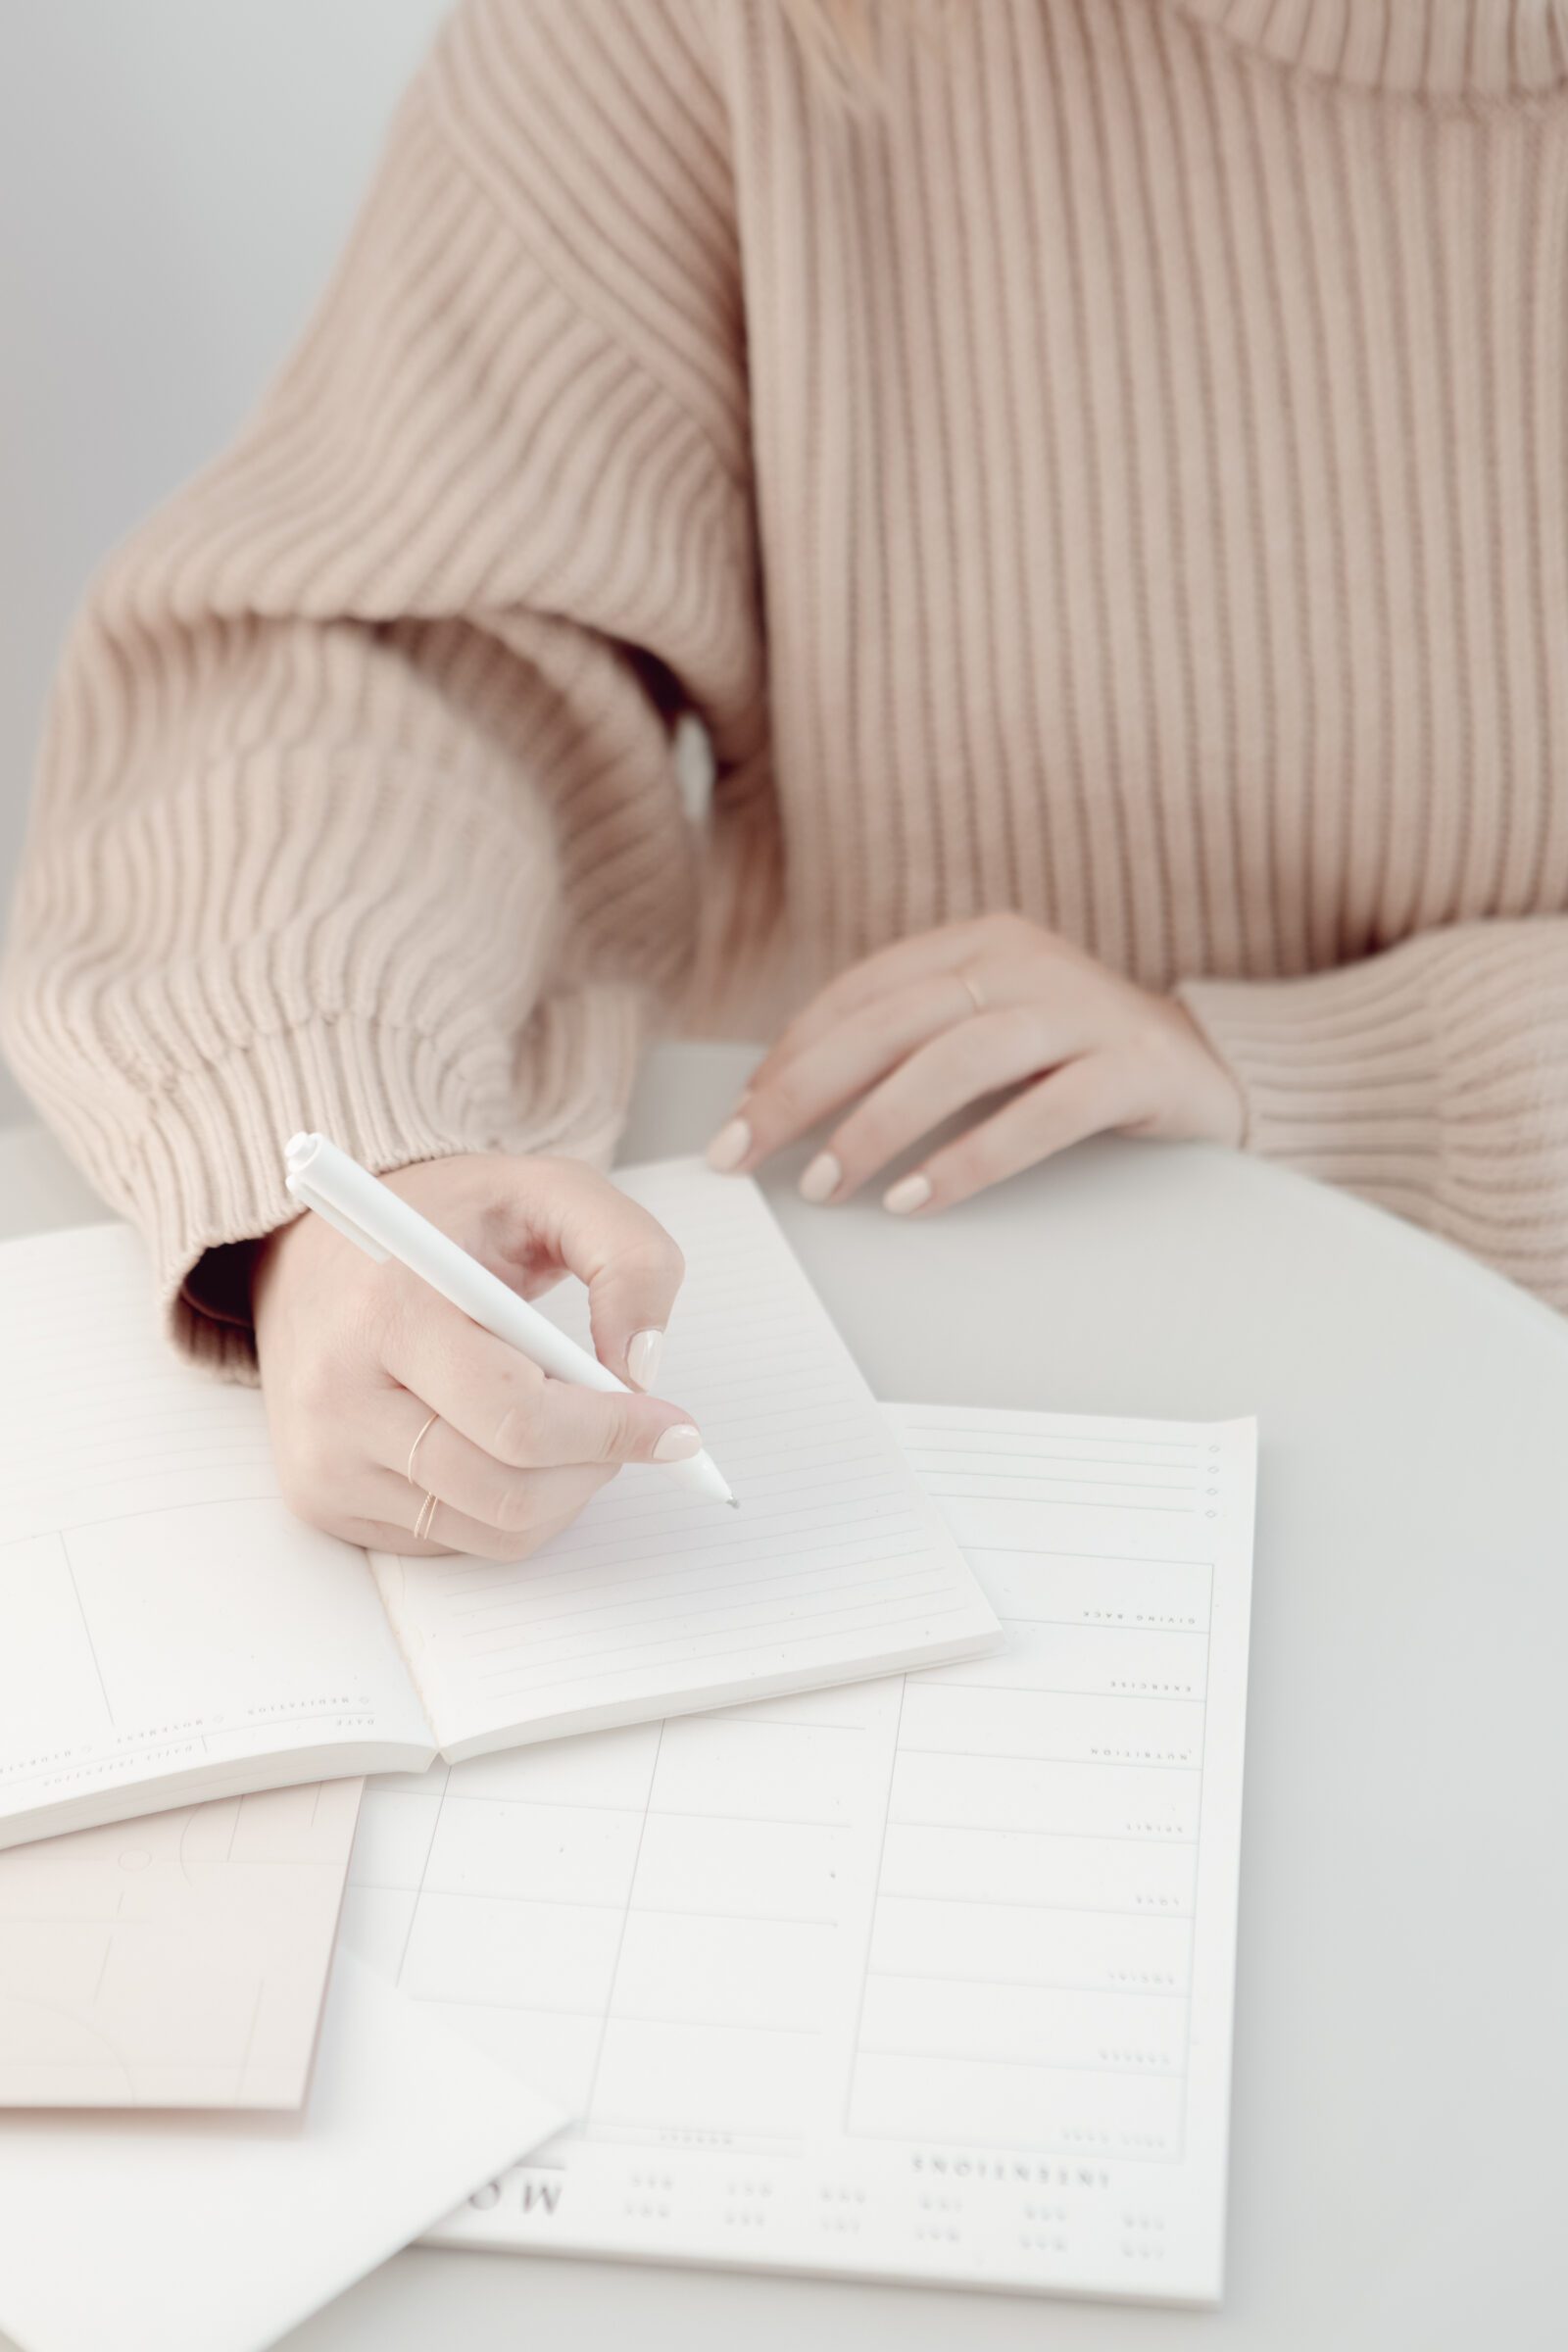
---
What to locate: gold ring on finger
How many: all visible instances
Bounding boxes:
[956,967,987,1017]
[406,1408,440,1488]
[413,1488,440,1543]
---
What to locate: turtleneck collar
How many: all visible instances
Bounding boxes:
[1168,0,1568,96]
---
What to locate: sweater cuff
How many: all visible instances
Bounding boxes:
[1176,956,1443,1212]
[127,996,642,1377]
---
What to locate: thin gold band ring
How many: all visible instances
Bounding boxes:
[406,1409,439,1488]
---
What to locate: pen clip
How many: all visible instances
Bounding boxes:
[284,1174,390,1263]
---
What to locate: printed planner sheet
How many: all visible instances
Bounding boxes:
[343,1404,1257,2303]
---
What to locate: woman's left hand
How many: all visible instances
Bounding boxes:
[706,913,1245,1214]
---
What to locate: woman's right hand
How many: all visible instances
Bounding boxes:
[252,1152,701,1558]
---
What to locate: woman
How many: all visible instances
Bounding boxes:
[5,0,1566,1561]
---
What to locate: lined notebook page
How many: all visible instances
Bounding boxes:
[0,1779,361,2108]
[0,1227,432,1849]
[345,1403,1256,2305]
[370,1164,1002,1757]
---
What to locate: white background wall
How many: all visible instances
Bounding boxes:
[0,0,453,1123]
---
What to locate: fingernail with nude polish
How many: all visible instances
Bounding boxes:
[626,1328,664,1390]
[883,1173,933,1216]
[706,1116,752,1172]
[798,1152,841,1204]
[653,1423,703,1461]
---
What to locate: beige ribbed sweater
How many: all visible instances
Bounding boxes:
[5,0,1568,1364]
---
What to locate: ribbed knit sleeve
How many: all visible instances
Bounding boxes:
[8,0,1568,1342]
[0,0,761,1372]
[1179,918,1568,1310]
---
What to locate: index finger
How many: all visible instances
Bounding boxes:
[485,1157,686,1386]
[749,918,1002,1095]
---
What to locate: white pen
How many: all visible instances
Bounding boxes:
[282,1132,736,1507]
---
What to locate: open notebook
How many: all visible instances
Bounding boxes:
[345,1404,1257,2306]
[0,1163,1000,1852]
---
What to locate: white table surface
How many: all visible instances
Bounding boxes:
[3,1040,1564,2352]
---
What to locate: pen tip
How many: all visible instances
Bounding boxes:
[725,1494,740,1510]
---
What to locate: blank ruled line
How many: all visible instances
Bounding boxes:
[460,1559,952,1666]
[929,1492,1201,1514]
[607,2014,819,2038]
[434,1484,916,1588]
[908,1682,1204,1705]
[874,1892,1195,1921]
[445,1527,928,1626]
[887,1819,1197,1847]
[475,1598,990,1697]
[840,2121,1185,2165]
[633,1905,843,1929]
[857,2046,1184,2080]
[980,1611,1211,1633]
[901,1431,1203,1452]
[708,1714,868,1735]
[437,1466,902,1561]
[906,1445,1200,1462]
[437,1792,644,1815]
[868,1968,1190,2000]
[430,1796,857,1832]
[441,1469,906,1567]
[439,1466,902,1557]
[433,1520,927,1607]
[413,1995,810,2041]
[395,1886,628,1912]
[896,1423,1205,1454]
[903,1468,1202,1494]
[694,1401,887,1437]
[652,1809,850,1831]
[897,1747,1200,1772]
[954,1547,1215,1568]
[402,1884,847,1929]
[453,1548,940,1645]
[466,1550,944,1652]
[397,1991,608,2019]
